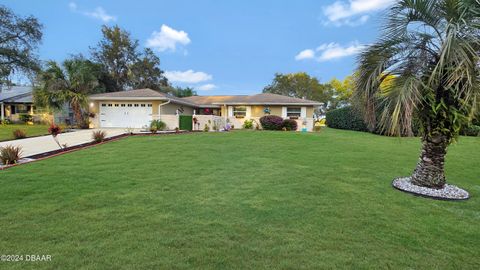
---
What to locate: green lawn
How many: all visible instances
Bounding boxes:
[0,129,479,269]
[0,124,50,141]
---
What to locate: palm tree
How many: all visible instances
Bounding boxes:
[355,0,479,189]
[35,57,102,128]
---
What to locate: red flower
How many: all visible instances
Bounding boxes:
[48,124,62,137]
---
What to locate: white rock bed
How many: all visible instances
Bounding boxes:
[0,158,35,169]
[392,177,469,200]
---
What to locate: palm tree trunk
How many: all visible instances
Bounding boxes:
[411,135,448,189]
[71,102,84,128]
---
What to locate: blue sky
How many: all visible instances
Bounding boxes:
[3,0,395,95]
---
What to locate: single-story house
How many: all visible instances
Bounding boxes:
[0,86,34,122]
[88,88,322,131]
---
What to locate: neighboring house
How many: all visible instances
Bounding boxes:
[0,86,34,122]
[88,88,322,131]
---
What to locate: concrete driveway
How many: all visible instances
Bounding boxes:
[0,129,126,157]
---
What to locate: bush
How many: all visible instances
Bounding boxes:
[150,120,166,133]
[19,114,33,123]
[461,125,480,136]
[326,106,368,132]
[92,130,107,143]
[13,129,26,139]
[260,115,284,130]
[0,145,22,165]
[243,119,254,129]
[48,124,62,137]
[282,119,298,131]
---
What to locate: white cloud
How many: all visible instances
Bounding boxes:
[295,49,315,60]
[146,25,191,52]
[295,41,365,62]
[69,2,116,23]
[197,84,217,91]
[316,42,365,61]
[164,70,212,84]
[323,0,395,26]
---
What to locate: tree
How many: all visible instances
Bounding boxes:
[35,56,103,128]
[91,25,138,91]
[129,48,168,90]
[263,72,333,103]
[355,0,479,189]
[329,75,354,109]
[0,5,42,85]
[161,86,197,97]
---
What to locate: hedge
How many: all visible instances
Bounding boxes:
[260,115,284,130]
[325,106,368,132]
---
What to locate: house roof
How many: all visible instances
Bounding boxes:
[89,88,199,107]
[181,93,322,106]
[89,88,168,99]
[88,88,322,107]
[0,86,33,103]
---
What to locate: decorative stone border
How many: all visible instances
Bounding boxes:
[392,177,470,201]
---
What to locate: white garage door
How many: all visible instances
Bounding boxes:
[99,102,153,128]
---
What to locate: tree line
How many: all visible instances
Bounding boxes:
[0,5,196,127]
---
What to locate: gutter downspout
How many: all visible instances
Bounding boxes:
[157,99,171,120]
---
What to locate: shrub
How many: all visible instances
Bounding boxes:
[326,106,368,132]
[203,124,210,132]
[150,120,166,133]
[313,125,322,132]
[19,114,33,123]
[260,115,284,130]
[13,129,27,139]
[0,145,22,165]
[48,124,62,137]
[243,119,254,129]
[461,125,480,136]
[92,130,107,143]
[282,119,298,131]
[1,119,12,125]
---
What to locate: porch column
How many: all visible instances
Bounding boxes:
[0,102,4,121]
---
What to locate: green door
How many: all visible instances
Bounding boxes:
[179,115,192,131]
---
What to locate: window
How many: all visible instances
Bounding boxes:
[101,103,106,107]
[134,104,139,107]
[121,104,126,107]
[140,104,146,107]
[16,105,28,113]
[114,104,119,107]
[286,107,301,118]
[147,104,152,107]
[108,104,112,107]
[233,106,247,117]
[127,104,132,107]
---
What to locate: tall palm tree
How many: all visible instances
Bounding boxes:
[355,0,479,189]
[35,57,102,128]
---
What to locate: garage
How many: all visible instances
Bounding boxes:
[99,102,152,128]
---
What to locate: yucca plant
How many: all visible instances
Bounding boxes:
[0,145,23,165]
[355,0,480,189]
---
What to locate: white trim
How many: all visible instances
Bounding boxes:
[90,97,168,101]
[228,106,233,117]
[246,106,251,118]
[281,106,287,118]
[301,107,307,118]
